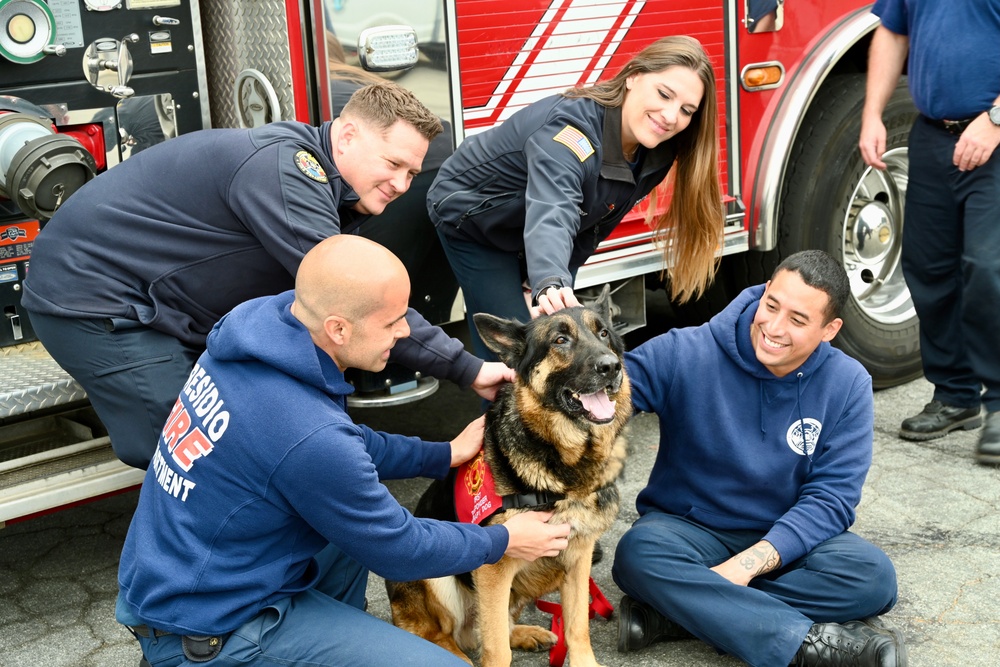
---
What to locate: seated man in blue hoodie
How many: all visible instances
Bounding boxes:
[116,235,571,667]
[613,250,906,667]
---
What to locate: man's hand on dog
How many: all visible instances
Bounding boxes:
[471,362,516,402]
[449,415,486,467]
[532,285,582,317]
[502,511,572,561]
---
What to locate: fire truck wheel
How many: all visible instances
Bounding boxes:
[778,73,921,389]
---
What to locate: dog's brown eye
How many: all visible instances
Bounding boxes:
[599,329,609,339]
[554,335,569,345]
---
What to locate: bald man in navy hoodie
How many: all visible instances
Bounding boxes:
[116,236,570,667]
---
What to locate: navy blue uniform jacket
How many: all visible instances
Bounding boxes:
[427,95,677,298]
[23,121,480,386]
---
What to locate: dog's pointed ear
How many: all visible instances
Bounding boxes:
[473,313,526,366]
[592,283,614,323]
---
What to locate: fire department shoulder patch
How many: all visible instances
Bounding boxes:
[293,150,328,183]
[553,125,595,162]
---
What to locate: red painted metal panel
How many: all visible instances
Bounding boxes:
[453,0,728,242]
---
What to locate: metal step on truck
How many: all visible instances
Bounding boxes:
[1,0,920,526]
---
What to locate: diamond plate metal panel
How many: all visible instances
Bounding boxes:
[200,0,296,128]
[0,343,86,418]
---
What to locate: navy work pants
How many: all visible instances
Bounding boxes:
[25,311,201,469]
[126,543,468,666]
[902,117,1000,412]
[612,512,898,667]
[435,229,534,362]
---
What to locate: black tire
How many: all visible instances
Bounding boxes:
[778,73,920,389]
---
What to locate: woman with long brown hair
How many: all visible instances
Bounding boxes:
[428,35,723,360]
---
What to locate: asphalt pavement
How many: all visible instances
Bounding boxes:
[1,331,998,666]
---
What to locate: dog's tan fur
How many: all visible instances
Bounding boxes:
[388,290,630,667]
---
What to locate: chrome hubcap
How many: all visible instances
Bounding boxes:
[842,148,914,325]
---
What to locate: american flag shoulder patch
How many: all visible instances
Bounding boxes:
[553,125,595,162]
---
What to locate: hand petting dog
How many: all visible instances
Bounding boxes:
[471,361,517,401]
[450,415,487,467]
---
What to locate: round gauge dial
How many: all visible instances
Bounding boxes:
[0,0,55,64]
[83,0,121,11]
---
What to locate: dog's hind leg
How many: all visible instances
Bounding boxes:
[561,538,604,667]
[388,578,475,665]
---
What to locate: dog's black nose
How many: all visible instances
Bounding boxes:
[595,354,621,377]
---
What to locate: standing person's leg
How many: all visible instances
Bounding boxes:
[958,153,1000,413]
[613,512,813,667]
[958,150,1000,462]
[25,312,201,469]
[899,120,982,436]
[435,231,531,361]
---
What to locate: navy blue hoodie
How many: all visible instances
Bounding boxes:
[624,285,874,564]
[117,291,507,635]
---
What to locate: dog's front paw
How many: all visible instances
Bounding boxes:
[510,623,558,651]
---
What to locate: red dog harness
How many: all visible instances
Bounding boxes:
[454,450,564,524]
[454,450,614,667]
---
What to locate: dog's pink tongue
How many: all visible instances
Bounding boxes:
[579,390,616,421]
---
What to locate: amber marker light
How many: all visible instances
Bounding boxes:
[740,63,785,91]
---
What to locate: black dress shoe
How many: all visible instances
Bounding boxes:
[616,595,693,653]
[899,400,981,441]
[792,617,906,667]
[975,411,1000,465]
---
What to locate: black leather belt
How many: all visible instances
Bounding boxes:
[128,624,172,638]
[929,117,974,136]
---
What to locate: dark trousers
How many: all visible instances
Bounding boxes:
[25,311,201,469]
[903,117,1000,412]
[434,230,535,362]
[125,543,469,666]
[612,512,898,667]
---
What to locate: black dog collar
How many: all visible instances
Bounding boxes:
[501,490,565,512]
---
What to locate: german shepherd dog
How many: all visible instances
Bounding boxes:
[388,287,631,667]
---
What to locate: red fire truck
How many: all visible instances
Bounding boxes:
[0,0,917,524]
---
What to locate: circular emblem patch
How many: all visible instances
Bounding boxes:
[464,450,486,495]
[293,150,328,183]
[786,418,821,457]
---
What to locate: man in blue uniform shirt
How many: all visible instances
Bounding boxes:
[22,81,511,469]
[860,0,1000,463]
[117,235,571,666]
[613,251,906,667]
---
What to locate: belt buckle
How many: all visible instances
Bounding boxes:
[942,119,971,135]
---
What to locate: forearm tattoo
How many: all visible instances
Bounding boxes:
[737,543,781,576]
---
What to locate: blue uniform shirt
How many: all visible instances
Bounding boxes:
[873,0,1000,120]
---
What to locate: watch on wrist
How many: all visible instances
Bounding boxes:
[989,105,1000,127]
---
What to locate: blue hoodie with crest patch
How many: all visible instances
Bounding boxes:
[116,290,508,636]
[624,284,874,565]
